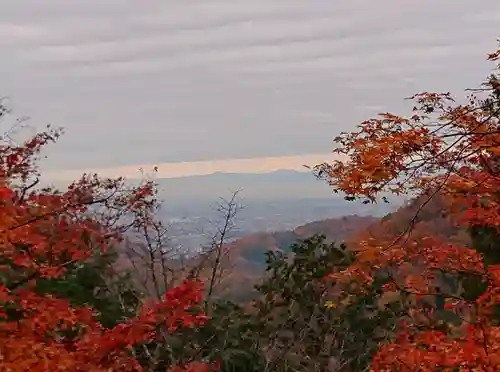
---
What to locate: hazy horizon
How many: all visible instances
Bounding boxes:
[40,169,408,208]
[41,152,338,181]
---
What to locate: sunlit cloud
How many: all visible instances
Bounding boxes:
[43,153,341,181]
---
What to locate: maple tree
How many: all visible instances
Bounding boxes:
[314,42,500,370]
[34,245,142,329]
[0,114,215,371]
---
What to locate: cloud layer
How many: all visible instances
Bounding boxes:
[0,0,499,176]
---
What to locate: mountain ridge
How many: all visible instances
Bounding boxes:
[154,169,335,200]
[212,192,469,302]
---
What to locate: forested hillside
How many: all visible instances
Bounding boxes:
[212,191,471,302]
[213,215,378,301]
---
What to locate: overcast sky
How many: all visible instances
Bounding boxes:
[0,0,499,179]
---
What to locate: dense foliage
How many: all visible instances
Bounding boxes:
[314,42,500,370]
[255,235,395,371]
[0,124,213,371]
[3,36,500,372]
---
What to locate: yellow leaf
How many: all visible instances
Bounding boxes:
[325,301,337,309]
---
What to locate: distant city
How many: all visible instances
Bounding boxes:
[45,170,403,250]
[158,198,400,251]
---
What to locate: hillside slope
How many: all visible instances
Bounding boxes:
[217,215,378,301]
[118,194,468,303]
[218,194,469,302]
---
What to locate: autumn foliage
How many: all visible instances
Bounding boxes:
[4,38,500,372]
[315,43,500,370]
[0,126,214,371]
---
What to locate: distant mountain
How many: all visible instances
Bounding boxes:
[42,169,330,200]
[154,170,335,201]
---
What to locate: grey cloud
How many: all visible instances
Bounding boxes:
[0,0,499,173]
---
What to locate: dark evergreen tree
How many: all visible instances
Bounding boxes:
[254,235,397,371]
